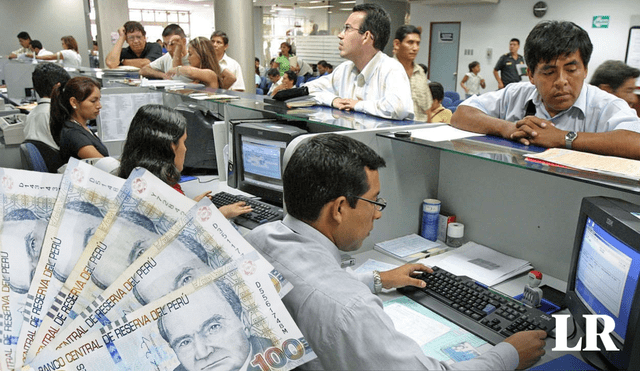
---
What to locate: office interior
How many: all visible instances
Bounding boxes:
[2,0,640,369]
[2,0,640,94]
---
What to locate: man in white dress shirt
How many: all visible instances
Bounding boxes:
[210,31,245,91]
[304,4,414,120]
[140,24,191,83]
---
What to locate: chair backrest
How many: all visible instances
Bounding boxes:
[259,76,269,91]
[296,75,305,87]
[255,87,264,95]
[22,140,65,172]
[305,76,319,83]
[20,142,48,172]
[444,91,460,102]
[452,99,464,107]
[442,96,454,108]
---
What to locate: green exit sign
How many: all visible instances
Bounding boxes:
[592,15,610,28]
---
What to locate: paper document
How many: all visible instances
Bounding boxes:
[419,242,533,286]
[374,234,441,258]
[383,297,491,363]
[410,126,485,142]
[353,259,398,274]
[525,148,640,181]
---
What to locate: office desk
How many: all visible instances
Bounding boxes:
[351,248,584,369]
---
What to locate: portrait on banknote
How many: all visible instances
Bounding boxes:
[25,255,316,371]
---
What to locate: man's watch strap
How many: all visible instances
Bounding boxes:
[565,131,578,149]
[373,270,383,294]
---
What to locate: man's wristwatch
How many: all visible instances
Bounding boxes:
[565,131,578,149]
[372,270,383,294]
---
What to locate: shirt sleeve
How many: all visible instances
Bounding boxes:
[601,100,640,133]
[305,74,339,107]
[315,293,519,370]
[354,66,415,120]
[460,86,510,118]
[494,55,505,71]
[148,53,167,71]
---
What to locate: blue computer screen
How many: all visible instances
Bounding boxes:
[575,217,640,342]
[241,136,285,190]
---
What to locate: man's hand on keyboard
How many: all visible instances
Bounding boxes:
[219,201,253,219]
[380,263,432,289]
[503,329,547,369]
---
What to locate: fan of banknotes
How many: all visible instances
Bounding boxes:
[0,158,316,371]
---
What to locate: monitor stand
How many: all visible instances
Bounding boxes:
[580,349,617,371]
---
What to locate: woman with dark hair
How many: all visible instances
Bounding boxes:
[37,35,82,67]
[118,104,251,218]
[275,42,297,75]
[50,76,108,163]
[168,37,236,89]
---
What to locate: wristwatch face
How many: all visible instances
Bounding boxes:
[565,131,577,149]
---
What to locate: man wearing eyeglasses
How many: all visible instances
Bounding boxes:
[105,21,162,69]
[304,4,414,120]
[246,133,546,370]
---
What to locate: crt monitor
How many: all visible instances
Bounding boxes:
[233,122,307,206]
[565,196,640,370]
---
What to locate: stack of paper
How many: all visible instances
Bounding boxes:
[525,148,640,182]
[419,242,533,286]
[374,234,443,261]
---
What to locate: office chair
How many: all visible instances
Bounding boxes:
[20,140,65,173]
[256,88,264,95]
[259,76,269,92]
[442,97,454,108]
[444,91,460,102]
[296,76,305,87]
[20,142,48,172]
[305,76,319,83]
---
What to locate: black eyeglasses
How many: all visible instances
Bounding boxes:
[353,195,387,211]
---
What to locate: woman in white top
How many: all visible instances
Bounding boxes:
[37,35,82,68]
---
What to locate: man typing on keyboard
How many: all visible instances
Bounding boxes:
[246,134,546,370]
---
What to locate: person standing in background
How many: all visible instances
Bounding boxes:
[461,61,486,98]
[493,38,524,89]
[393,25,432,122]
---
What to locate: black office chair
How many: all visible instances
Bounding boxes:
[20,140,64,173]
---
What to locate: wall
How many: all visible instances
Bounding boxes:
[410,0,640,95]
[0,0,91,67]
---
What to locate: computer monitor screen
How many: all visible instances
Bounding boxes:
[574,217,640,342]
[234,122,307,205]
[566,196,640,370]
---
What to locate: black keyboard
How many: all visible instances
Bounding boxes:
[398,266,555,345]
[210,191,284,230]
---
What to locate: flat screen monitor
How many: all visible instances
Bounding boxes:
[566,196,640,370]
[233,122,307,206]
